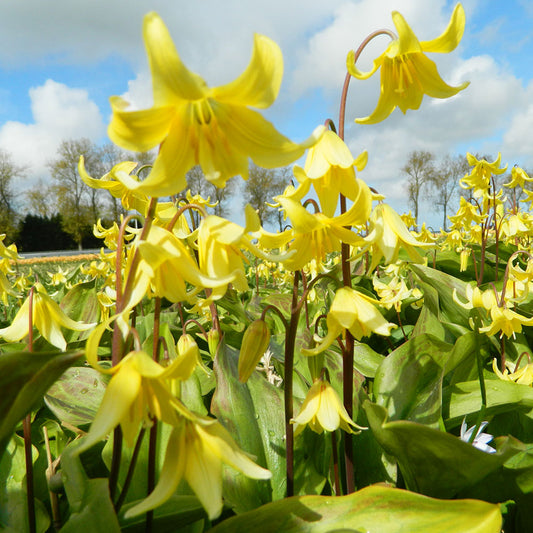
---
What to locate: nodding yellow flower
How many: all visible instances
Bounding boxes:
[292,130,368,217]
[257,191,371,272]
[448,196,487,230]
[124,415,271,520]
[108,12,323,197]
[302,287,396,356]
[479,305,533,339]
[0,283,95,351]
[364,203,433,272]
[291,377,366,436]
[348,4,468,124]
[459,153,508,195]
[503,166,533,189]
[492,358,533,386]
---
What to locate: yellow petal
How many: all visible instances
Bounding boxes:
[108,97,175,153]
[143,12,207,105]
[421,4,466,53]
[124,425,186,518]
[391,11,422,55]
[75,361,142,454]
[212,34,283,109]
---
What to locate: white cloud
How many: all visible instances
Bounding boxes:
[0,80,104,185]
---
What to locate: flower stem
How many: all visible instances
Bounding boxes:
[285,271,301,496]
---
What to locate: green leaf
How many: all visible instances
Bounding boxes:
[0,350,83,460]
[443,379,533,428]
[373,333,476,428]
[60,446,120,533]
[364,401,522,499]
[60,279,100,343]
[44,366,109,427]
[208,484,501,533]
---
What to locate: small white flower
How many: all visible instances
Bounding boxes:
[460,419,496,454]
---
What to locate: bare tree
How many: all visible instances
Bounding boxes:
[244,163,291,228]
[48,138,102,249]
[0,149,26,242]
[431,154,470,230]
[402,151,435,223]
[25,180,55,218]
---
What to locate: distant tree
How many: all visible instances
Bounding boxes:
[17,214,75,252]
[430,154,470,230]
[0,149,26,242]
[185,165,237,219]
[48,138,103,249]
[25,180,55,218]
[402,150,435,224]
[244,163,291,228]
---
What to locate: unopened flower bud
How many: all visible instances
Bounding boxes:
[238,320,270,383]
[207,329,220,359]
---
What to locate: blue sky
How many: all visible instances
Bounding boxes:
[0,0,532,229]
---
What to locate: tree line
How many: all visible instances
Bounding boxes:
[401,150,531,231]
[0,139,291,251]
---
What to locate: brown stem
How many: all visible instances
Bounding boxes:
[331,430,342,496]
[285,271,302,497]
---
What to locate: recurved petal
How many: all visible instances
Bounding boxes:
[108,97,176,153]
[199,419,271,479]
[124,425,186,518]
[421,3,466,53]
[411,54,469,99]
[391,11,422,55]
[212,34,283,109]
[0,297,30,342]
[75,362,142,454]
[221,105,324,168]
[143,12,207,104]
[276,196,322,233]
[346,50,382,80]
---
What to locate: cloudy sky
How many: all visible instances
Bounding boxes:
[0,0,531,229]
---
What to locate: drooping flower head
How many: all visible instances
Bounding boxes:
[109,13,323,197]
[459,153,508,196]
[348,4,469,124]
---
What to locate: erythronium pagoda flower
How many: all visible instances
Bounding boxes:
[492,357,533,386]
[291,377,366,436]
[459,152,508,196]
[109,12,324,197]
[292,130,368,217]
[347,3,469,124]
[448,196,487,229]
[503,166,532,189]
[257,190,371,271]
[125,224,237,309]
[302,286,396,356]
[124,415,271,520]
[0,282,95,351]
[363,203,434,272]
[238,319,271,383]
[78,157,149,214]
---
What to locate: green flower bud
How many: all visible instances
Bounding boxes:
[207,329,220,359]
[238,320,270,383]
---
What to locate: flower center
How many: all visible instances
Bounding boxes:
[192,99,214,125]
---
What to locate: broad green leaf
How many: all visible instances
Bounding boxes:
[0,350,83,460]
[44,366,109,427]
[60,446,120,533]
[0,490,50,533]
[208,484,501,533]
[443,379,533,427]
[60,279,100,343]
[364,401,522,499]
[211,343,272,512]
[373,333,476,428]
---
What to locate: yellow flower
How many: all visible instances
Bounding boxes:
[238,319,271,383]
[124,415,271,520]
[503,166,533,189]
[292,130,368,217]
[258,190,371,271]
[109,12,323,197]
[448,196,487,229]
[479,305,533,339]
[364,203,433,272]
[302,287,396,356]
[459,153,507,196]
[0,283,95,351]
[291,377,365,436]
[492,358,533,386]
[348,4,468,124]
